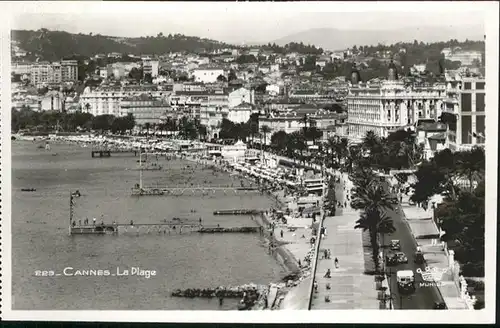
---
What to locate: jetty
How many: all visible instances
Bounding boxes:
[91,149,138,158]
[171,284,264,299]
[213,209,263,215]
[69,222,261,235]
[131,186,261,196]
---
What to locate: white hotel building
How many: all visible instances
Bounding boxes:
[347,63,446,141]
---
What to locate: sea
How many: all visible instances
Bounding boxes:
[11,140,286,310]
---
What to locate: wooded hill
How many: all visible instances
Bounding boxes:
[12,29,237,61]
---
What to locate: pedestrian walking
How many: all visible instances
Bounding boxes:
[323,249,328,259]
[280,229,284,238]
[327,249,331,259]
[334,257,339,268]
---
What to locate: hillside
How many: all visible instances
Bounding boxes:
[12,29,237,61]
[272,26,484,51]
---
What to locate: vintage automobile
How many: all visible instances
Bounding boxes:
[390,239,401,251]
[397,270,415,294]
[395,252,408,264]
[433,302,446,309]
[385,252,399,266]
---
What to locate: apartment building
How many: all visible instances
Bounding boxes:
[143,60,159,78]
[443,74,485,150]
[192,68,225,83]
[61,60,78,82]
[120,95,170,125]
[28,60,78,87]
[30,62,61,87]
[80,85,168,117]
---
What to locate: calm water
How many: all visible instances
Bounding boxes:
[11,141,285,310]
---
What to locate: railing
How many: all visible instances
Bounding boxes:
[307,212,324,310]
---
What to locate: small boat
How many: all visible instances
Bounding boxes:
[21,188,37,192]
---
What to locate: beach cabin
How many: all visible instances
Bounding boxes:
[221,140,247,161]
[303,176,326,197]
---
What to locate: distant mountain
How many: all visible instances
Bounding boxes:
[271,26,484,51]
[12,29,238,61]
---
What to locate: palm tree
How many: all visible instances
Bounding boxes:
[326,137,338,168]
[351,170,398,273]
[351,180,397,214]
[301,114,309,133]
[260,125,271,147]
[355,210,396,272]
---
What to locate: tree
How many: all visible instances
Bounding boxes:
[129,67,143,81]
[355,210,395,272]
[271,130,288,153]
[228,69,237,82]
[92,114,114,132]
[351,168,398,273]
[260,125,271,146]
[305,126,323,144]
[247,113,260,145]
[144,73,153,84]
[435,181,485,276]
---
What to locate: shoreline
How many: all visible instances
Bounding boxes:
[27,135,315,310]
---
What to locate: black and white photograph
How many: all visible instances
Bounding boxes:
[0,1,498,324]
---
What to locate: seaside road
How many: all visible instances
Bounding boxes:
[310,213,380,309]
[381,183,446,310]
[310,171,379,309]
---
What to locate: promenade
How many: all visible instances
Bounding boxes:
[310,173,380,309]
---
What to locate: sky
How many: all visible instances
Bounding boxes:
[9,2,487,44]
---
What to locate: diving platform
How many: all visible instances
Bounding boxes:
[131,185,261,196]
[70,222,261,235]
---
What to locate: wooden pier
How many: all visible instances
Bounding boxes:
[213,209,263,215]
[131,186,261,196]
[70,222,261,235]
[91,149,138,158]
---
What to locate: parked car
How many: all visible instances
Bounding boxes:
[385,252,399,266]
[395,252,408,264]
[390,240,401,251]
[433,302,446,309]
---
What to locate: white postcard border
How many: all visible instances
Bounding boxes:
[0,1,498,323]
